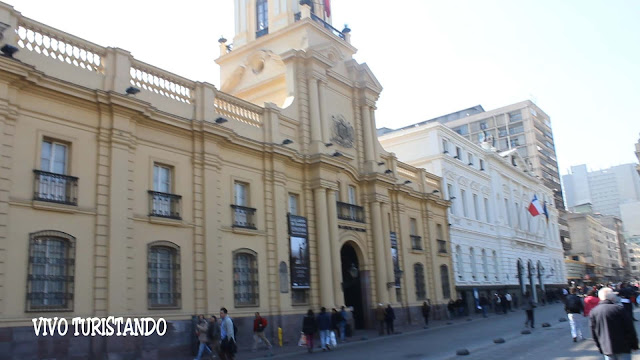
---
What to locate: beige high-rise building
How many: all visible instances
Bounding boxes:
[0,1,451,357]
[566,212,622,283]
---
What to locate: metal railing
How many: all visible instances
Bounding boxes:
[336,202,365,223]
[410,235,422,250]
[293,11,345,40]
[256,27,269,38]
[33,170,78,206]
[148,191,182,220]
[231,205,257,229]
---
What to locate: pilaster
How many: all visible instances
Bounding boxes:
[0,100,17,312]
[326,189,343,307]
[369,201,388,304]
[380,202,397,304]
[314,187,334,306]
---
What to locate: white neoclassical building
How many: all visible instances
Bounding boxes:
[380,122,566,310]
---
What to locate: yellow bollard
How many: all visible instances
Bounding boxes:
[278,326,283,347]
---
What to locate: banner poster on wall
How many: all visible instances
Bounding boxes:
[390,231,401,287]
[288,214,310,289]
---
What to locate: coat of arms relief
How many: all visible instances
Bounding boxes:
[331,115,354,148]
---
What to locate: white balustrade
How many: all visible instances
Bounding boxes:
[129,61,195,104]
[214,93,263,128]
[16,17,105,74]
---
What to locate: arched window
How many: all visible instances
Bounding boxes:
[455,245,464,280]
[470,247,477,280]
[414,263,426,300]
[440,265,451,299]
[27,230,76,311]
[148,242,181,308]
[481,249,488,280]
[233,249,259,306]
[256,0,269,37]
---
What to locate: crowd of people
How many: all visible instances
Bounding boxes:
[561,282,639,360]
[192,283,640,359]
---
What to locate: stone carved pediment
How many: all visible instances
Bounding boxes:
[457,177,468,187]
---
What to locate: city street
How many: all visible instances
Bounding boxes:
[271,303,639,360]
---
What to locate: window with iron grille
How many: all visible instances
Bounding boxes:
[234,250,259,307]
[414,263,426,300]
[26,230,75,312]
[256,0,269,37]
[148,243,181,308]
[440,265,451,299]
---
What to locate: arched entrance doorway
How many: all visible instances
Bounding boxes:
[341,243,365,329]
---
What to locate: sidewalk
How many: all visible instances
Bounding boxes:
[227,305,543,360]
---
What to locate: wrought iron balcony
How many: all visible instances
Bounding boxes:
[437,239,447,254]
[231,205,257,229]
[148,191,182,220]
[293,11,346,40]
[410,235,422,250]
[256,27,269,38]
[33,170,78,206]
[336,202,365,223]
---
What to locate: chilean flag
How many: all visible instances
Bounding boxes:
[528,195,543,217]
[324,0,331,17]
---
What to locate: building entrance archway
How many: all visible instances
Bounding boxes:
[341,243,365,329]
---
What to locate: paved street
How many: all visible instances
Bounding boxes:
[250,303,640,360]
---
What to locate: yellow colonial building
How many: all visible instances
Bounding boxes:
[0,0,451,357]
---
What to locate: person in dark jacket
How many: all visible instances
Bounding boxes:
[522,291,535,328]
[618,283,637,321]
[316,307,332,351]
[421,300,431,328]
[384,304,396,335]
[207,315,220,355]
[591,287,639,360]
[302,309,317,353]
[565,287,585,342]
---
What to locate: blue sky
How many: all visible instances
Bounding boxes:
[11,0,640,174]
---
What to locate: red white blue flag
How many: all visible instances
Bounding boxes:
[528,195,543,217]
[324,0,331,17]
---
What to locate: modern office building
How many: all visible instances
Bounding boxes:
[0,1,452,357]
[379,101,571,252]
[563,163,640,236]
[379,122,566,310]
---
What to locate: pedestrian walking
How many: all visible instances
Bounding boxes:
[302,309,317,353]
[493,293,502,314]
[479,295,489,318]
[421,300,431,328]
[207,315,220,357]
[316,307,332,351]
[566,287,585,342]
[219,308,236,360]
[447,299,456,320]
[505,292,513,311]
[375,303,386,335]
[590,287,639,360]
[618,282,637,321]
[500,293,508,314]
[384,304,396,335]
[339,306,348,342]
[194,315,213,360]
[252,312,272,354]
[522,291,536,328]
[584,289,599,340]
[330,308,341,341]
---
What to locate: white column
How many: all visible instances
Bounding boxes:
[361,104,375,170]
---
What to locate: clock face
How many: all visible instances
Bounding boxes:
[331,115,354,148]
